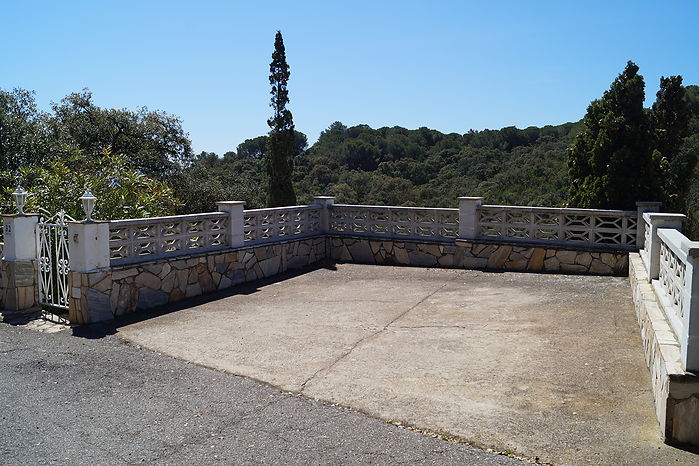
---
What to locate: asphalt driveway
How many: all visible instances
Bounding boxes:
[0,321,521,465]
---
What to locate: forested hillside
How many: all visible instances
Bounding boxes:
[1,85,698,229]
[294,121,582,207]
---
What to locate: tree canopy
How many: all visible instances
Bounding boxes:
[568,61,658,210]
[265,31,297,207]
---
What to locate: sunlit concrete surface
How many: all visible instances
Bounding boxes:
[119,263,699,464]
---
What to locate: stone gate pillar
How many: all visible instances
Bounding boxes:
[0,213,40,311]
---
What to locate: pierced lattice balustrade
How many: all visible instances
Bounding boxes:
[329,204,459,241]
[244,206,322,245]
[109,212,228,265]
[478,205,638,249]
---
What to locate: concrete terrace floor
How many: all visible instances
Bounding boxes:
[119,263,699,465]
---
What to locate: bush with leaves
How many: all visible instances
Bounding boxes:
[1,151,180,220]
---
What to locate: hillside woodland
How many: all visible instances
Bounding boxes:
[1,84,698,235]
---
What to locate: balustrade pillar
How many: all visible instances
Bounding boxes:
[217,201,246,248]
[0,213,39,311]
[635,201,662,249]
[644,213,685,281]
[67,221,111,324]
[458,197,483,240]
[313,196,335,233]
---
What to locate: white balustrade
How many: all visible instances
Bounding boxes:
[243,206,322,245]
[109,212,229,265]
[651,228,699,371]
[329,204,459,241]
[478,205,638,249]
[655,229,688,338]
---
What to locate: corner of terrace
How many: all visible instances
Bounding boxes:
[1,190,699,451]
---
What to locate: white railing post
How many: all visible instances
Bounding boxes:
[1,213,40,311]
[683,246,699,372]
[644,212,685,281]
[217,201,245,248]
[636,201,661,249]
[313,196,335,233]
[458,197,483,240]
[67,221,110,272]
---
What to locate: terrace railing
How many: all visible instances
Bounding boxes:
[243,205,322,246]
[642,212,699,372]
[328,204,459,242]
[109,212,229,265]
[655,229,687,338]
[477,204,638,249]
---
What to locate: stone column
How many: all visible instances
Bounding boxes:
[458,197,484,240]
[313,196,335,233]
[0,214,39,311]
[682,246,699,372]
[217,201,246,248]
[644,213,685,281]
[67,221,111,323]
[635,201,662,249]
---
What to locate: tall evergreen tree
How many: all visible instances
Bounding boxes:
[265,31,297,207]
[651,75,693,212]
[568,61,658,209]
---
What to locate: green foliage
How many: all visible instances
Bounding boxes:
[265,31,297,207]
[651,76,693,213]
[294,121,580,207]
[169,151,265,214]
[568,61,658,210]
[0,152,179,220]
[0,88,58,171]
[50,90,194,178]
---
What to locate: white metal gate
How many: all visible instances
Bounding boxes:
[36,210,75,313]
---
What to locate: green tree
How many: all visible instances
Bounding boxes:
[651,76,693,212]
[1,151,180,220]
[237,131,308,159]
[50,90,193,178]
[568,61,658,209]
[0,88,57,171]
[265,31,297,207]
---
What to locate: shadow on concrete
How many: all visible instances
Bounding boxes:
[70,260,338,339]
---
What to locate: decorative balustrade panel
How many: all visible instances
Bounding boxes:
[244,206,322,245]
[478,205,638,248]
[329,205,459,241]
[658,238,686,325]
[110,213,228,265]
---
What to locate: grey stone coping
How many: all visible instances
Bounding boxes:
[457,237,636,253]
[328,233,456,244]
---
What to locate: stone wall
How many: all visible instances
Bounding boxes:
[328,236,629,276]
[629,253,699,445]
[0,259,37,311]
[69,237,326,324]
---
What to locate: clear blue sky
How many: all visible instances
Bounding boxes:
[4,0,699,155]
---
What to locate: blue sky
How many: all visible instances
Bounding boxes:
[4,1,699,155]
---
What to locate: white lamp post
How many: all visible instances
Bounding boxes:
[12,186,28,215]
[79,189,97,222]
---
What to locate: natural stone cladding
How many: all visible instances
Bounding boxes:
[0,259,38,311]
[69,237,326,324]
[69,233,631,324]
[328,236,629,276]
[629,252,699,445]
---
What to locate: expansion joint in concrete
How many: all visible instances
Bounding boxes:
[298,277,457,393]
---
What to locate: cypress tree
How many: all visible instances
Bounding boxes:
[651,75,693,212]
[265,30,297,207]
[568,61,658,210]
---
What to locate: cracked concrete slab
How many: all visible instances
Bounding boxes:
[119,263,699,465]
